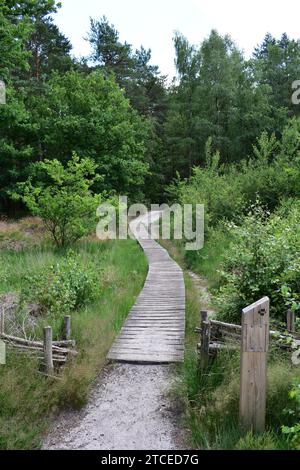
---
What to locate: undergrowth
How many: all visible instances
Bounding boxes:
[0,237,147,449]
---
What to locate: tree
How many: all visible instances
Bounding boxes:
[87,16,167,117]
[88,16,133,78]
[14,154,101,247]
[252,33,300,118]
[0,0,76,212]
[26,70,150,200]
[26,15,73,80]
[164,30,250,180]
[0,1,31,82]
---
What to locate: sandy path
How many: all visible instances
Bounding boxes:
[43,363,187,450]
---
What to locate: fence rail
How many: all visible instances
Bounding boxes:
[0,309,77,374]
[196,310,299,352]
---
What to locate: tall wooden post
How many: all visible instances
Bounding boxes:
[200,310,210,370]
[0,308,5,365]
[43,326,53,374]
[287,309,295,334]
[239,297,270,433]
[0,340,5,365]
[0,307,4,335]
[63,315,71,340]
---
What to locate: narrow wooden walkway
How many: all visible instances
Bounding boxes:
[107,212,185,363]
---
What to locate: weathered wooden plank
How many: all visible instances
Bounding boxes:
[107,211,185,364]
[108,353,183,363]
[110,346,185,354]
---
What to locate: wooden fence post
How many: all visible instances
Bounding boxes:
[201,310,208,324]
[240,297,270,433]
[287,309,295,334]
[0,307,4,335]
[43,326,53,374]
[200,310,210,370]
[63,315,71,340]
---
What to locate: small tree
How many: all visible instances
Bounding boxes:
[14,154,101,247]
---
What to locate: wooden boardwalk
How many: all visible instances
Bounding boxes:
[107,212,185,363]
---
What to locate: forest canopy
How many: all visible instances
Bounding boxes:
[1,0,300,211]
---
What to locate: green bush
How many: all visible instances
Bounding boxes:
[21,251,98,321]
[168,118,300,233]
[282,382,300,449]
[13,154,101,247]
[215,201,300,323]
[168,138,245,228]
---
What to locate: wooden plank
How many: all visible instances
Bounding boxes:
[108,353,183,363]
[107,211,185,364]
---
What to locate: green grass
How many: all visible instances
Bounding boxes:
[0,238,148,449]
[179,328,296,449]
[185,225,232,287]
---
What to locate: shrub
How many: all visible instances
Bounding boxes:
[282,382,300,449]
[13,154,101,247]
[215,201,300,323]
[168,138,245,228]
[21,251,98,321]
[168,118,300,232]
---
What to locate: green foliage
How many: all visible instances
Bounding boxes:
[171,124,300,325]
[0,238,148,449]
[178,326,297,449]
[214,201,300,322]
[253,32,300,118]
[13,154,101,247]
[163,30,286,180]
[1,8,152,209]
[87,16,167,117]
[185,223,231,286]
[167,138,244,228]
[234,431,283,450]
[27,70,149,200]
[26,15,73,80]
[2,6,300,208]
[21,250,98,321]
[282,383,300,448]
[169,118,300,227]
[0,1,32,81]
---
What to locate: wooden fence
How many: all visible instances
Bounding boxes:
[0,310,77,374]
[197,298,299,433]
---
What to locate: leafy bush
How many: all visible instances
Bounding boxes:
[14,154,101,247]
[167,138,245,227]
[168,118,300,231]
[282,382,300,449]
[21,251,98,319]
[215,201,300,322]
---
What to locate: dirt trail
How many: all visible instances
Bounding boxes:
[43,363,187,450]
[188,271,215,317]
